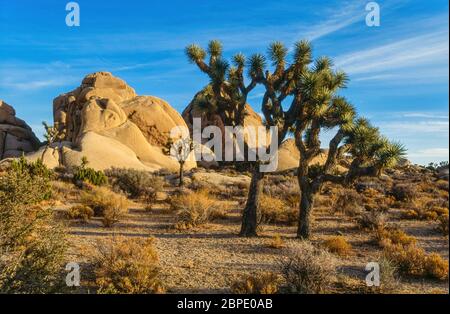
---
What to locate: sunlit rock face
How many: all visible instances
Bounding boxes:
[27,72,196,171]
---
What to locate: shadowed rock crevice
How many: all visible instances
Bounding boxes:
[0,100,41,159]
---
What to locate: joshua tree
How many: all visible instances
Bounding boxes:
[290,56,406,239]
[41,121,59,164]
[240,41,313,236]
[163,137,195,187]
[240,41,405,238]
[186,40,260,128]
[186,40,266,236]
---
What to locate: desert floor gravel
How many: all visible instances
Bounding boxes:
[64,197,449,294]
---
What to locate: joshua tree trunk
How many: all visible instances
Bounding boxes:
[296,159,315,239]
[179,161,185,187]
[297,184,313,239]
[41,145,49,163]
[240,167,265,237]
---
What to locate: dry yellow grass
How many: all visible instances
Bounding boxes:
[322,236,352,256]
[231,272,280,294]
[376,227,417,247]
[267,234,285,249]
[66,205,94,222]
[260,195,297,225]
[92,236,164,294]
[80,186,129,227]
[383,243,448,280]
[171,189,225,230]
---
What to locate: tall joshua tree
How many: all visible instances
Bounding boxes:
[291,57,406,239]
[240,41,314,236]
[186,40,267,236]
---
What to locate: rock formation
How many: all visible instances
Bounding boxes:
[182,89,269,166]
[276,138,348,172]
[27,72,196,172]
[0,100,41,159]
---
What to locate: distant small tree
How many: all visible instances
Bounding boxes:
[41,121,59,164]
[163,137,196,187]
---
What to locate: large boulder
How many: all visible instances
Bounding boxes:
[182,89,270,163]
[27,72,196,172]
[276,138,348,172]
[0,100,41,159]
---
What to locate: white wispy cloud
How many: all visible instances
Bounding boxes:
[408,148,449,159]
[335,30,448,74]
[1,78,78,90]
[379,120,449,134]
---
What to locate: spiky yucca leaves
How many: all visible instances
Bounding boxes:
[374,139,407,171]
[247,54,266,80]
[186,40,258,127]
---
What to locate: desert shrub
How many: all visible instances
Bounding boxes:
[260,195,298,226]
[383,243,448,280]
[172,189,223,230]
[322,236,352,256]
[280,243,335,294]
[435,179,449,191]
[73,157,107,186]
[264,179,299,205]
[357,210,386,231]
[92,237,164,294]
[314,194,334,208]
[436,215,449,236]
[105,168,164,200]
[0,169,66,293]
[81,187,129,227]
[11,156,53,180]
[66,205,94,222]
[267,234,285,249]
[332,189,363,217]
[231,272,280,294]
[383,244,426,277]
[401,200,449,221]
[391,184,417,202]
[377,256,399,292]
[376,227,416,247]
[424,253,449,280]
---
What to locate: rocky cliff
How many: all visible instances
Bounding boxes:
[0,100,41,159]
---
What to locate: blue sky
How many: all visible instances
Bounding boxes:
[0,0,448,165]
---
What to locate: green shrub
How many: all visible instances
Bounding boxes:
[105,168,164,199]
[0,168,66,293]
[73,157,107,186]
[9,156,52,200]
[11,156,53,180]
